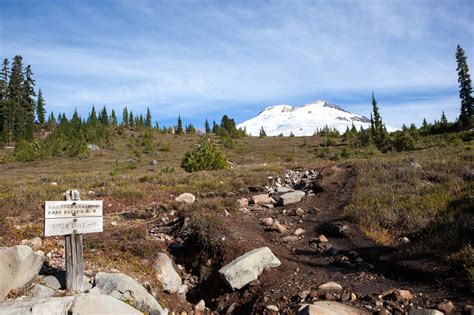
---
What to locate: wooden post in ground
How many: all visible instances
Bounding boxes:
[64,189,84,292]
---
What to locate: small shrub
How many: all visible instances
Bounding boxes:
[161,166,175,173]
[181,141,229,172]
[392,132,416,152]
[14,140,43,161]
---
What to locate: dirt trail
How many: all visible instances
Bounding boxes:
[186,165,472,314]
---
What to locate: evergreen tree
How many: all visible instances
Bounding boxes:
[6,56,24,143]
[185,123,196,134]
[99,106,109,126]
[129,111,135,128]
[138,114,144,129]
[47,112,56,130]
[122,107,129,128]
[36,88,46,127]
[176,115,183,134]
[456,45,473,128]
[212,120,219,133]
[154,121,159,130]
[220,115,236,133]
[88,106,98,125]
[204,118,211,133]
[259,126,267,137]
[21,65,36,141]
[145,107,152,128]
[0,58,8,100]
[110,109,118,126]
[0,58,9,137]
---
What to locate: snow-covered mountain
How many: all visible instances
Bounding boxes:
[237,100,391,136]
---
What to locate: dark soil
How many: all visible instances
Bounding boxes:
[174,165,473,314]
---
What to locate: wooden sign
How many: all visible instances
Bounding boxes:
[44,200,103,236]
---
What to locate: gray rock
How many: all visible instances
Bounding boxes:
[298,302,370,315]
[261,217,274,226]
[94,272,164,314]
[87,143,100,151]
[0,245,44,301]
[30,284,56,299]
[154,253,182,293]
[276,186,292,193]
[237,198,249,208]
[280,191,305,205]
[251,194,274,205]
[20,237,42,251]
[175,193,196,204]
[70,294,142,315]
[0,296,75,315]
[218,247,281,290]
[43,276,61,290]
[408,309,443,315]
[318,282,343,292]
[295,208,305,216]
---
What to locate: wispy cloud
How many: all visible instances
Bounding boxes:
[0,0,472,126]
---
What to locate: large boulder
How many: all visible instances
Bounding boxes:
[298,302,370,315]
[69,294,142,315]
[0,296,75,315]
[0,245,44,300]
[218,247,281,290]
[94,272,164,314]
[154,253,182,293]
[280,191,305,205]
[175,193,196,204]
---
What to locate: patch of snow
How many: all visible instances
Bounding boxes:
[237,100,397,136]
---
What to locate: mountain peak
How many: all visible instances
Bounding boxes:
[237,100,376,136]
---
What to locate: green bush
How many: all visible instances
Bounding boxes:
[182,141,229,172]
[392,131,416,152]
[14,140,43,161]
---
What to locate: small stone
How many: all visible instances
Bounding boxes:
[51,182,58,186]
[266,304,279,314]
[317,235,328,243]
[282,235,299,243]
[327,247,339,256]
[408,309,443,315]
[341,292,351,302]
[175,193,196,204]
[437,301,456,314]
[251,194,274,205]
[30,283,56,299]
[262,217,274,226]
[111,221,117,226]
[295,208,305,216]
[392,289,413,302]
[43,275,62,290]
[324,292,334,301]
[318,281,343,292]
[298,290,310,300]
[293,228,305,236]
[237,198,249,208]
[271,221,288,233]
[194,299,205,312]
[21,237,42,250]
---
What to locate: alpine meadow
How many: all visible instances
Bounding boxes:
[0,1,473,315]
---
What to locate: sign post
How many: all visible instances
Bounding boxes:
[44,189,103,292]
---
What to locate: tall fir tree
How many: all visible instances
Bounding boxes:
[88,106,98,125]
[259,126,267,137]
[129,111,135,128]
[176,115,183,134]
[0,58,9,138]
[7,56,24,143]
[99,106,109,126]
[212,120,219,133]
[145,107,152,128]
[455,45,473,128]
[19,64,36,141]
[122,107,129,128]
[36,88,46,127]
[110,109,118,126]
[204,118,211,133]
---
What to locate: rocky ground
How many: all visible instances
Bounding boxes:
[0,165,473,314]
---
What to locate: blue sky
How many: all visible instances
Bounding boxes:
[0,0,473,128]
